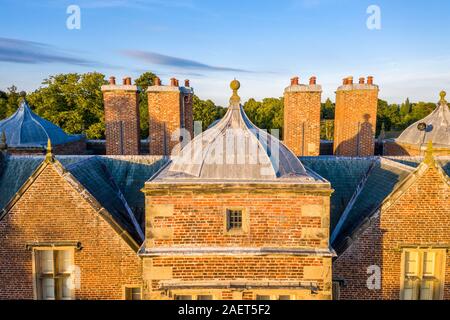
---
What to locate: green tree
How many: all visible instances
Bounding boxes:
[400,97,411,117]
[321,98,335,119]
[27,73,107,139]
[243,97,284,137]
[0,86,21,120]
[376,99,401,135]
[134,71,157,138]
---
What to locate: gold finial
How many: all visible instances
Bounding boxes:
[423,140,435,166]
[439,91,447,104]
[45,138,54,162]
[229,79,241,106]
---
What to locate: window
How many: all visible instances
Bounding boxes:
[125,287,142,300]
[226,209,243,231]
[35,249,74,300]
[401,249,446,300]
[278,295,291,300]
[256,295,271,300]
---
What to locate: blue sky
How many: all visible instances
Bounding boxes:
[0,0,449,106]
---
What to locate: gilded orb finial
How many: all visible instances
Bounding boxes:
[229,79,241,106]
[439,90,447,104]
[230,79,240,91]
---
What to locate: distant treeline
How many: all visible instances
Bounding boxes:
[0,72,438,140]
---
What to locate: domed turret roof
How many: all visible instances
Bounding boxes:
[0,100,83,148]
[396,91,450,148]
[163,80,313,182]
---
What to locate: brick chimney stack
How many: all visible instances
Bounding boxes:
[147,77,194,156]
[333,75,379,156]
[101,76,141,155]
[284,75,322,156]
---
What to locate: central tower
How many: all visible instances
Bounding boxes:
[142,80,333,300]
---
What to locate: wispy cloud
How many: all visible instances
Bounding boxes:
[121,50,253,73]
[47,0,196,10]
[0,37,116,68]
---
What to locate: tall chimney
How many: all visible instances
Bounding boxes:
[333,76,379,156]
[284,76,322,156]
[101,76,141,155]
[147,78,194,156]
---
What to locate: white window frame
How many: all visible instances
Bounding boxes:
[32,247,76,301]
[400,248,446,300]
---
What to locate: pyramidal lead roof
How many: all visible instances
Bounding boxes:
[396,91,450,148]
[158,80,316,183]
[0,100,83,148]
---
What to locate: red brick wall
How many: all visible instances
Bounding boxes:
[103,88,141,155]
[284,86,321,156]
[0,163,142,300]
[149,255,329,295]
[147,192,329,248]
[148,87,193,156]
[143,187,332,299]
[333,163,450,300]
[334,84,378,156]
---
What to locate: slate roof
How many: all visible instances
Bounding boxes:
[330,158,414,248]
[0,100,83,148]
[395,97,450,148]
[302,156,450,252]
[1,153,448,252]
[0,155,166,244]
[300,157,374,230]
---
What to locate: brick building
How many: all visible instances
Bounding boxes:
[332,144,450,299]
[0,78,449,300]
[141,80,334,300]
[0,150,165,299]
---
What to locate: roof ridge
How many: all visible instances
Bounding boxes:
[63,155,98,171]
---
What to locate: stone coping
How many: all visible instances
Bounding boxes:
[147,86,193,94]
[158,280,319,290]
[139,246,335,257]
[336,84,379,91]
[284,84,322,93]
[101,85,140,92]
